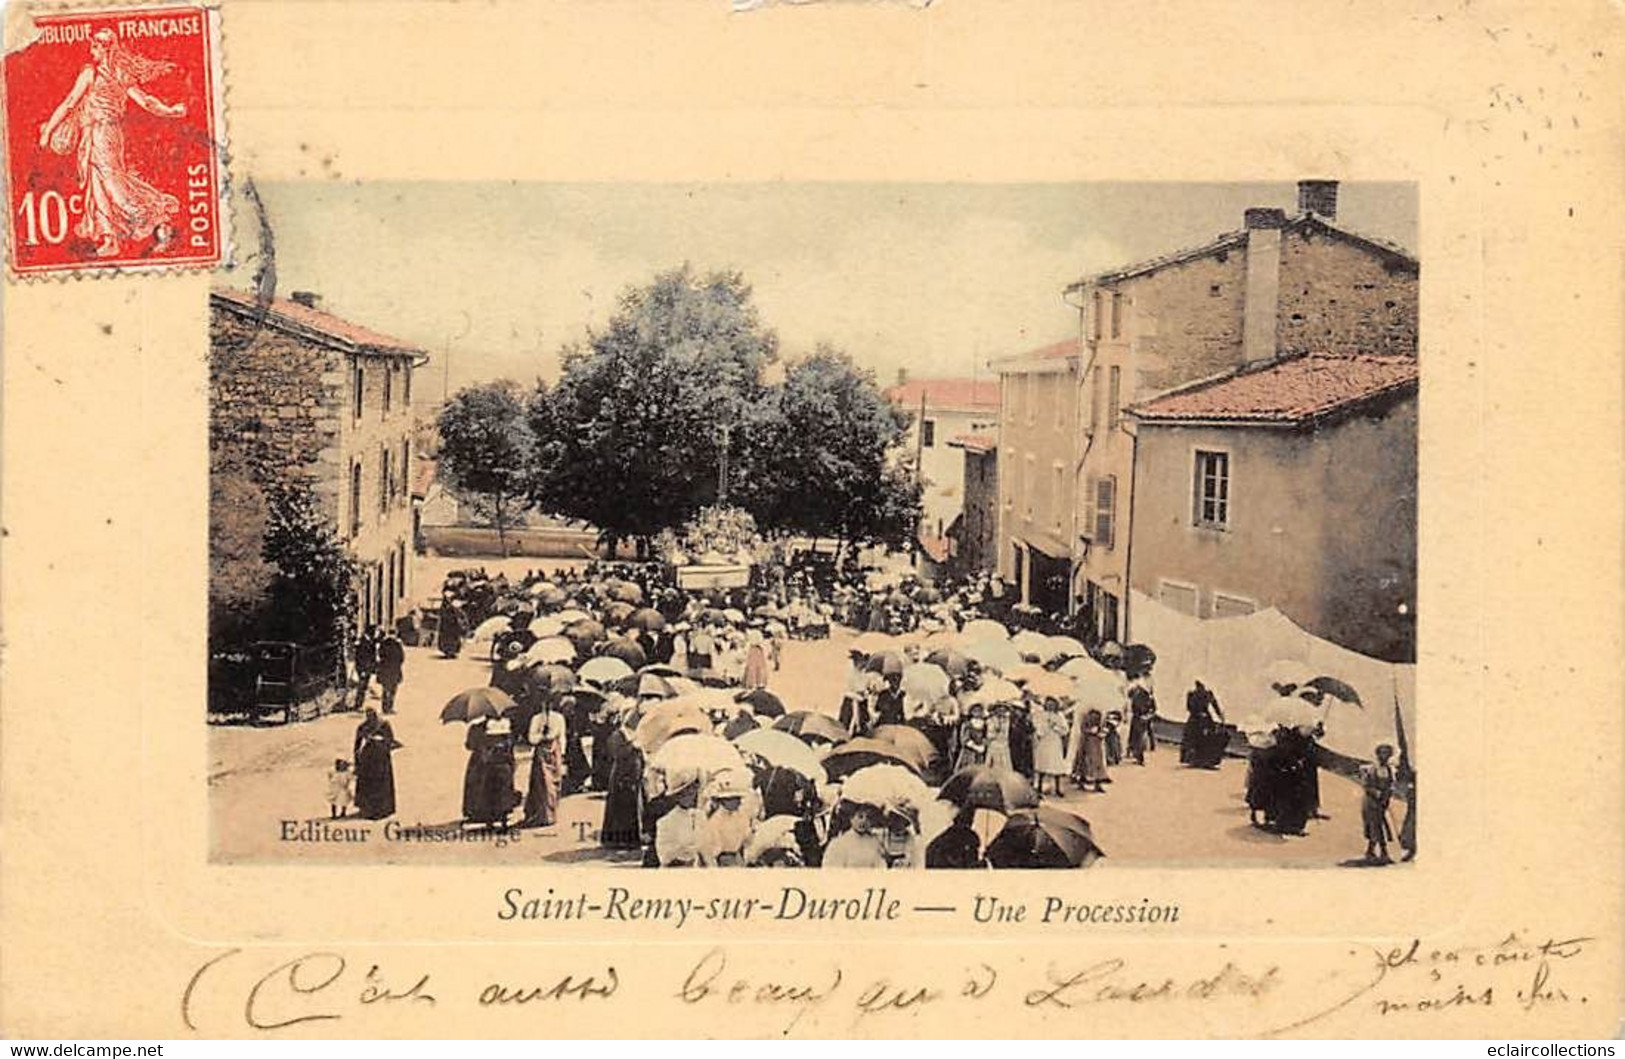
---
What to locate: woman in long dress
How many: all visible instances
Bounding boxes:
[1180,680,1229,769]
[742,631,769,689]
[521,703,566,829]
[1031,698,1071,796]
[462,715,518,827]
[36,29,186,258]
[984,704,1015,773]
[352,708,398,819]
[600,719,645,848]
[1076,708,1110,792]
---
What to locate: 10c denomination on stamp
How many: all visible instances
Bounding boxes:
[4,3,227,276]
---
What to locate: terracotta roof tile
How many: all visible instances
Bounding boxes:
[948,432,997,453]
[212,288,423,355]
[1130,354,1418,425]
[885,378,1001,412]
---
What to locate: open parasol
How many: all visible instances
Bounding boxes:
[1011,630,1051,661]
[633,700,711,755]
[961,618,1009,644]
[823,737,921,780]
[938,765,1040,813]
[984,805,1103,868]
[470,616,510,643]
[628,607,667,632]
[864,650,906,678]
[964,638,1023,674]
[1043,636,1087,661]
[965,676,1022,707]
[599,637,648,669]
[578,656,634,685]
[733,728,824,779]
[923,647,971,678]
[735,687,787,718]
[527,616,567,638]
[851,630,898,656]
[838,763,931,816]
[773,711,849,746]
[523,637,577,665]
[902,662,950,703]
[1305,675,1363,706]
[440,686,516,724]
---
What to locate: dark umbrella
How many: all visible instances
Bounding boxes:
[629,607,667,632]
[689,668,732,688]
[822,737,920,781]
[984,805,1103,868]
[535,664,577,696]
[938,765,1040,813]
[600,637,648,669]
[864,650,906,677]
[440,686,516,724]
[773,711,850,745]
[924,648,970,678]
[721,712,760,740]
[1305,675,1363,706]
[735,687,787,718]
[535,586,568,608]
[912,586,942,604]
[603,601,637,627]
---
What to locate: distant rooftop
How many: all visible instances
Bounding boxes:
[1066,213,1418,293]
[212,288,424,357]
[988,336,1080,374]
[1130,353,1418,426]
[885,378,1001,413]
[948,432,998,453]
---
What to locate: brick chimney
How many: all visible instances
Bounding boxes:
[289,290,321,309]
[1241,209,1285,366]
[1297,179,1339,219]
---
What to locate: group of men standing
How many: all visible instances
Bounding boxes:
[352,626,407,713]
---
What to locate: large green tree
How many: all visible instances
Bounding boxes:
[530,265,779,556]
[437,380,535,556]
[751,345,921,553]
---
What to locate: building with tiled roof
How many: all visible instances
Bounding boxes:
[947,430,1000,574]
[1130,353,1418,425]
[1126,350,1417,661]
[211,288,425,634]
[885,376,1000,546]
[987,180,1420,646]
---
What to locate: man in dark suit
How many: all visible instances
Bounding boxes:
[351,626,379,711]
[376,631,406,715]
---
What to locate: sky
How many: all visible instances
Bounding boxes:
[242,182,1417,404]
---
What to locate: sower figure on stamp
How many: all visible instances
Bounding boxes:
[37,29,186,258]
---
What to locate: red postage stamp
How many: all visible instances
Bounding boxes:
[3,3,227,276]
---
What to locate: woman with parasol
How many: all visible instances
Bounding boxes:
[462,712,519,829]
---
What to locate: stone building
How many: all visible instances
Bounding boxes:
[1060,180,1418,643]
[946,431,999,574]
[986,337,1080,613]
[1127,354,1418,662]
[883,378,1000,541]
[211,288,424,634]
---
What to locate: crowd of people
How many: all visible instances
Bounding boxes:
[323,553,1415,869]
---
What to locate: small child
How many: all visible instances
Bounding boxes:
[1359,744,1396,864]
[327,758,354,819]
[1103,709,1124,766]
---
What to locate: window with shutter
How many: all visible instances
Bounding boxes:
[1080,473,1096,540]
[349,461,362,538]
[1095,475,1116,549]
[1108,366,1121,429]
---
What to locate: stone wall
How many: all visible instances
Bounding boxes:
[1277,229,1419,359]
[956,448,999,573]
[209,306,345,516]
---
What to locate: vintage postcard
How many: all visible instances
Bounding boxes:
[2,0,1621,1041]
